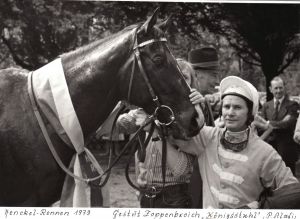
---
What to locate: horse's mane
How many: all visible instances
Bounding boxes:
[62,24,139,59]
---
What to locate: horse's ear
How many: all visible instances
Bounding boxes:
[142,7,159,34]
[157,15,172,33]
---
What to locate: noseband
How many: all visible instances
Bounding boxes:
[121,28,192,199]
[27,26,190,189]
[127,28,177,127]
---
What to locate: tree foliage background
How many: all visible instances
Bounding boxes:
[1,1,300,99]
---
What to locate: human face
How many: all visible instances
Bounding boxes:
[182,67,192,86]
[222,95,249,132]
[270,79,285,100]
[195,69,219,95]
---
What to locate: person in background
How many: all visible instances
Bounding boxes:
[260,76,299,175]
[116,59,200,208]
[171,75,299,209]
[187,47,220,208]
[93,101,136,156]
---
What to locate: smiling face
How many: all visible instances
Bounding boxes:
[222,95,249,132]
[269,78,285,100]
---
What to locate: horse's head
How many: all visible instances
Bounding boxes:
[119,9,204,139]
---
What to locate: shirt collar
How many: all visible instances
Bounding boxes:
[274,96,285,108]
[274,96,285,105]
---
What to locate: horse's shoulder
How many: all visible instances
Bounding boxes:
[0,67,28,87]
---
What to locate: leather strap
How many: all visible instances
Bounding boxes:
[204,99,215,127]
[137,122,155,163]
[134,49,160,107]
[160,126,167,191]
[133,38,167,50]
[28,71,105,183]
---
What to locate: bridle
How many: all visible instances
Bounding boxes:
[127,27,178,127]
[27,25,191,190]
[95,26,185,189]
[120,26,191,198]
[82,25,191,189]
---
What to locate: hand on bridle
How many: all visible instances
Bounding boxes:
[189,88,205,105]
[189,88,206,126]
[117,113,139,134]
[136,162,147,188]
[129,108,148,126]
[204,93,220,106]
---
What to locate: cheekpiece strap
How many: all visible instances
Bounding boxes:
[134,38,167,50]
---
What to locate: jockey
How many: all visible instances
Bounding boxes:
[171,75,299,209]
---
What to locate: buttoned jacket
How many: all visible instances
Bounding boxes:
[261,95,299,162]
[177,126,297,209]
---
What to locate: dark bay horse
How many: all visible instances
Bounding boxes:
[0,10,202,206]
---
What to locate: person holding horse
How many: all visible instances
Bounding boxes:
[171,76,299,209]
[116,59,200,208]
[187,47,221,208]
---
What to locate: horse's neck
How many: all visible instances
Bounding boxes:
[61,28,135,137]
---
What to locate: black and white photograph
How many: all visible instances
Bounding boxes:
[0,0,300,214]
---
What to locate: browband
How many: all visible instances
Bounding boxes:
[134,38,167,50]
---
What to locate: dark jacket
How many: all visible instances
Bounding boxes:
[261,95,299,163]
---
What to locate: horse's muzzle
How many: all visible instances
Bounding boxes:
[188,108,203,137]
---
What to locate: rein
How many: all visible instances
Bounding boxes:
[28,71,96,182]
[121,29,180,198]
[28,71,155,184]
[27,25,178,187]
[92,27,177,188]
[131,32,176,127]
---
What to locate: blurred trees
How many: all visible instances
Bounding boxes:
[0,0,96,69]
[210,4,300,99]
[1,1,300,98]
[0,1,163,69]
[165,3,300,99]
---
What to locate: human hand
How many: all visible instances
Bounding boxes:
[269,121,280,129]
[189,88,205,105]
[137,162,147,188]
[188,89,205,127]
[215,116,225,128]
[129,108,149,126]
[204,93,220,106]
[117,113,138,134]
[252,114,269,131]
